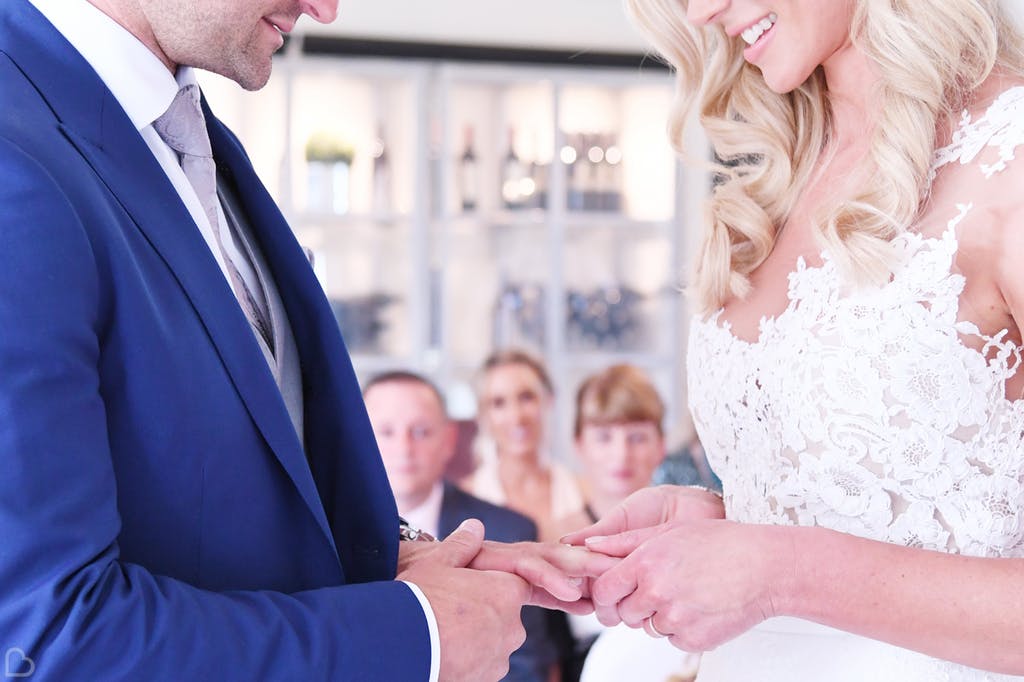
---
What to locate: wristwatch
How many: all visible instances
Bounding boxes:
[398,516,437,542]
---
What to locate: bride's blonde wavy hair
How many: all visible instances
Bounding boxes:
[626,0,1024,313]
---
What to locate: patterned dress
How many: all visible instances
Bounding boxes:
[687,86,1024,681]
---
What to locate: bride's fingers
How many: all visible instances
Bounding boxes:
[559,506,630,546]
[593,598,626,627]
[618,588,666,628]
[583,524,668,558]
[590,556,640,611]
[562,487,677,546]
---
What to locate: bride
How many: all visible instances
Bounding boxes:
[563,0,1024,679]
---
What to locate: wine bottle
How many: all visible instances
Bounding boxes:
[530,158,548,210]
[500,126,528,210]
[457,124,479,212]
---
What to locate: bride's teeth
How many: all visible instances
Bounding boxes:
[741,13,777,46]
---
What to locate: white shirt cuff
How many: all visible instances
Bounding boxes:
[401,580,440,682]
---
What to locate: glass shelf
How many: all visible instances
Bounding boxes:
[199,46,708,460]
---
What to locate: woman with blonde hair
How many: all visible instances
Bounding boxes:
[464,348,585,542]
[565,0,1024,679]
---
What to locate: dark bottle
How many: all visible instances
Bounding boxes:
[525,130,545,210]
[457,125,479,212]
[500,126,529,210]
[530,158,548,210]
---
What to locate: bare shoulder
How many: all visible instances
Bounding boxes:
[925,150,1024,284]
[943,158,1024,257]
[919,77,1024,347]
[929,74,1024,263]
[990,187,1024,319]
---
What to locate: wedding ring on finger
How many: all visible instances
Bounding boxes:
[643,616,668,639]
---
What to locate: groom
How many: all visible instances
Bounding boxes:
[0,0,601,679]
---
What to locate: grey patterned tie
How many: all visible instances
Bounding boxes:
[153,84,274,354]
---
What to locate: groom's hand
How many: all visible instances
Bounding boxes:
[468,539,620,613]
[398,519,531,682]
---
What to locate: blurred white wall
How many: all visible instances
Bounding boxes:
[1012,0,1024,29]
[301,1,1024,53]
[301,0,650,53]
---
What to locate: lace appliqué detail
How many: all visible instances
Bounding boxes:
[929,86,1024,184]
[687,87,1024,562]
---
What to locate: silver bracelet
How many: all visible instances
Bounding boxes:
[683,484,724,500]
[398,516,437,542]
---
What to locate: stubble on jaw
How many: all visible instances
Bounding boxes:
[135,0,280,90]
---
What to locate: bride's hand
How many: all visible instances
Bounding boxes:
[582,519,793,652]
[559,485,725,548]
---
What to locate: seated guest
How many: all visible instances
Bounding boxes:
[551,364,683,682]
[363,370,560,682]
[465,349,585,543]
[560,363,668,529]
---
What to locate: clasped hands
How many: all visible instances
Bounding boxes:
[398,485,781,681]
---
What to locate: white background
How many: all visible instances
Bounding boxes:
[303,0,650,52]
[304,0,1024,52]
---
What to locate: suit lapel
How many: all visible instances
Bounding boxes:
[438,483,463,538]
[4,0,338,558]
[207,113,401,581]
[65,124,339,558]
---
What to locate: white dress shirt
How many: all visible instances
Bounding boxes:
[26,2,440,679]
[401,481,445,540]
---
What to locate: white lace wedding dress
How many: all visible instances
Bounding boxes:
[687,86,1024,681]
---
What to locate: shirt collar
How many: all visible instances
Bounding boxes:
[402,481,445,540]
[28,0,196,132]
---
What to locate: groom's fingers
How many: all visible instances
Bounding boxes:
[527,590,596,614]
[469,542,582,601]
[470,541,622,602]
[509,554,583,602]
[546,543,620,577]
[433,518,486,568]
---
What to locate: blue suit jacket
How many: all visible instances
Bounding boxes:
[0,2,429,679]
[438,484,556,682]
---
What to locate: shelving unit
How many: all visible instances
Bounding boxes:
[197,36,709,460]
